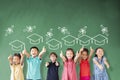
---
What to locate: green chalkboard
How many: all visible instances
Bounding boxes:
[0,0,120,80]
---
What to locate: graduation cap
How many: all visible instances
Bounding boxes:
[62,35,77,46]
[27,33,43,44]
[78,35,92,46]
[46,38,62,50]
[9,40,25,51]
[92,34,108,46]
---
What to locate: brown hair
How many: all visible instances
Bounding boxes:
[13,53,21,59]
[49,52,57,58]
[65,48,75,60]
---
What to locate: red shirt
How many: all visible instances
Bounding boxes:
[80,59,90,77]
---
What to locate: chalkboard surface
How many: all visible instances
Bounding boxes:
[0,0,120,80]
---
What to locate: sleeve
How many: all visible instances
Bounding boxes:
[103,56,107,61]
[21,63,24,68]
[93,57,97,61]
[26,56,31,63]
[39,57,42,63]
[10,64,13,69]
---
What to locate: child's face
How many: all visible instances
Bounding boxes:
[13,56,20,64]
[50,54,57,62]
[31,48,38,57]
[81,51,88,60]
[66,50,74,60]
[96,48,104,59]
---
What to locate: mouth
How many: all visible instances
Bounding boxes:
[32,53,36,55]
[68,56,72,59]
[32,55,35,57]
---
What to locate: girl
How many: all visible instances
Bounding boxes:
[79,47,94,80]
[8,53,24,80]
[93,47,110,80]
[46,52,59,80]
[22,46,46,80]
[60,48,79,80]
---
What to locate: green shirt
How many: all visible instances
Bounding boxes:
[26,56,42,79]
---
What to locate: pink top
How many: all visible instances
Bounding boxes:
[62,59,77,80]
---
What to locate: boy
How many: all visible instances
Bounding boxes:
[45,52,59,80]
[23,46,46,80]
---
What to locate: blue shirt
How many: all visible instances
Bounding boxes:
[26,56,42,79]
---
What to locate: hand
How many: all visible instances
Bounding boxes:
[106,64,110,69]
[79,47,84,53]
[41,46,46,53]
[8,55,12,60]
[60,51,63,58]
[55,61,59,66]
[45,62,49,67]
[99,65,103,70]
[90,46,94,53]
[22,47,27,55]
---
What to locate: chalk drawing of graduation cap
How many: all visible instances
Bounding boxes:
[27,33,43,44]
[9,40,25,51]
[92,34,108,46]
[78,35,92,46]
[62,35,77,46]
[46,38,62,50]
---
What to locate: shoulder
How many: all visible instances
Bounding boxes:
[20,63,24,68]
[93,57,98,61]
[48,62,52,65]
[36,57,42,62]
[26,56,32,60]
[103,56,107,61]
[10,64,14,68]
[63,60,68,65]
[16,64,24,68]
[80,59,83,63]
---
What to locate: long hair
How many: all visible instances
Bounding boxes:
[65,48,75,60]
[94,47,104,60]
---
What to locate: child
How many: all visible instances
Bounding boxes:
[79,47,94,80]
[8,53,24,80]
[60,48,79,80]
[93,47,110,80]
[22,46,46,80]
[45,52,59,80]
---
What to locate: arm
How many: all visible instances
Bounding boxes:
[8,55,13,65]
[20,53,24,65]
[78,48,83,62]
[88,47,94,61]
[38,46,46,59]
[22,48,30,58]
[104,57,110,69]
[74,51,80,63]
[93,58,103,70]
[60,51,66,62]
